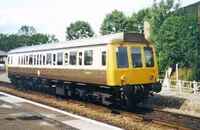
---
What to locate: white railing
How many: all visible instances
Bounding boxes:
[159,79,200,94]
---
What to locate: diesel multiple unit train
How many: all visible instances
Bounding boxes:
[6,32,162,108]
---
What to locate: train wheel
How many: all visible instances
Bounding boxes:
[121,95,128,108]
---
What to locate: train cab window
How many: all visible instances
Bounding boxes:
[131,47,142,68]
[102,51,106,66]
[116,47,129,68]
[47,53,52,65]
[84,50,93,65]
[43,55,46,65]
[69,51,77,65]
[144,47,154,67]
[78,52,82,65]
[64,53,68,65]
[29,55,33,65]
[34,55,36,65]
[57,52,63,65]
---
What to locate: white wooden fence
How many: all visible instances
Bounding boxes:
[159,79,200,94]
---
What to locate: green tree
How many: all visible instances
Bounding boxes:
[129,8,151,33]
[156,14,199,76]
[46,34,59,43]
[149,0,179,43]
[0,25,59,52]
[100,10,129,35]
[18,25,37,36]
[66,21,94,40]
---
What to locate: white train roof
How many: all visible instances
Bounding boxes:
[9,32,148,54]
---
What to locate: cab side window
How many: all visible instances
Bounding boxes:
[102,51,106,66]
[144,47,154,67]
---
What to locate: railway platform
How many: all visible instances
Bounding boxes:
[0,92,121,130]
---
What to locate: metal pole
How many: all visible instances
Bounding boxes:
[176,63,179,81]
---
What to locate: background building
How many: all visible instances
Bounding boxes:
[0,50,7,67]
[183,1,200,40]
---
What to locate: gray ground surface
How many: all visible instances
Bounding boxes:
[0,68,10,82]
[0,98,77,130]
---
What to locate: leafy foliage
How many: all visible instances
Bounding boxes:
[66,21,94,40]
[18,25,37,36]
[156,14,199,73]
[100,10,129,35]
[100,9,152,35]
[0,25,59,52]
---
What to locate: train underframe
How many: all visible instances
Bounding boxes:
[8,75,161,108]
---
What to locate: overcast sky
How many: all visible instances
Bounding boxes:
[0,0,199,41]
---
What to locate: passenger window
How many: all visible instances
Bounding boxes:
[11,56,13,65]
[57,52,63,65]
[64,53,68,65]
[29,55,33,65]
[43,55,46,65]
[18,56,20,65]
[47,53,52,65]
[53,54,56,65]
[131,47,142,68]
[116,47,129,68]
[102,51,106,66]
[26,55,29,65]
[21,55,23,65]
[8,57,10,65]
[37,54,40,65]
[34,55,36,65]
[84,50,93,65]
[144,47,154,67]
[40,54,42,65]
[23,55,26,65]
[78,52,82,65]
[70,51,77,65]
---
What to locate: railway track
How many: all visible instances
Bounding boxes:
[122,105,200,130]
[1,81,200,130]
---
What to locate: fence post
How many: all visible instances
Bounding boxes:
[167,79,171,91]
[193,81,197,94]
[178,80,182,92]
